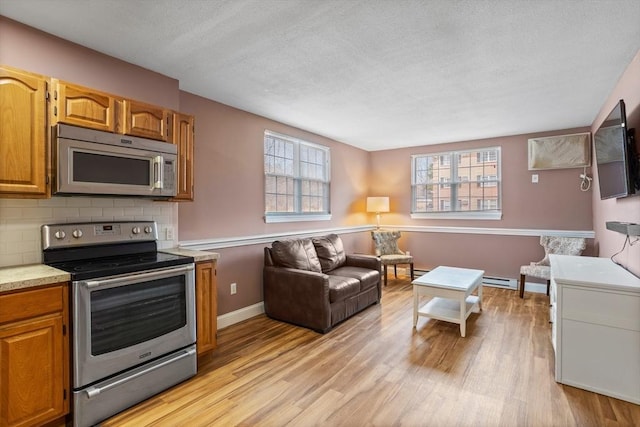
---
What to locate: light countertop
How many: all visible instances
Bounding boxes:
[0,264,70,293]
[160,248,220,263]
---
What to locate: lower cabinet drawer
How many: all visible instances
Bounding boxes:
[0,285,64,324]
[562,286,640,331]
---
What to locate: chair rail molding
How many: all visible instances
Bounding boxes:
[389,225,595,239]
[180,224,594,251]
[179,225,373,250]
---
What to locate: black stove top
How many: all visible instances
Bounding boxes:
[47,250,194,281]
[41,221,194,281]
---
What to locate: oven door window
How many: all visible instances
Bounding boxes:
[90,277,186,355]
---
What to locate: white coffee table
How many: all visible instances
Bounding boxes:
[412,266,484,337]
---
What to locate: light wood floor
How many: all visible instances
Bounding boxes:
[102,277,640,427]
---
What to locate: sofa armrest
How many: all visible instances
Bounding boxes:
[345,254,381,271]
[263,266,332,333]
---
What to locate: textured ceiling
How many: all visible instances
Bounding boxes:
[2,0,640,151]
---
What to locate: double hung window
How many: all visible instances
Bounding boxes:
[264,130,331,222]
[411,147,501,219]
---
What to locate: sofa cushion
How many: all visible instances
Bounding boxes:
[312,234,347,272]
[327,275,360,303]
[330,266,380,292]
[271,238,322,273]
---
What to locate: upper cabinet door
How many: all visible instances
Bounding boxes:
[0,66,49,197]
[172,112,195,201]
[122,99,170,141]
[52,79,116,132]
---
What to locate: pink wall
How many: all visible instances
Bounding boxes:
[369,129,595,280]
[590,49,640,276]
[0,17,179,108]
[177,91,370,241]
[177,92,372,313]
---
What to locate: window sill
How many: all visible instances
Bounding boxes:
[264,213,332,223]
[410,211,502,220]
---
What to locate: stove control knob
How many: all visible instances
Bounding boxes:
[132,226,141,235]
[54,230,66,240]
[72,229,83,239]
[144,226,153,234]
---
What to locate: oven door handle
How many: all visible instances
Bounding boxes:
[84,346,196,399]
[84,264,194,288]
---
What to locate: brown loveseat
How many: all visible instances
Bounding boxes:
[263,234,381,333]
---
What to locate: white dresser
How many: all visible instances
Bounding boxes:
[550,254,640,404]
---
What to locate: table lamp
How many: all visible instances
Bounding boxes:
[366,196,390,229]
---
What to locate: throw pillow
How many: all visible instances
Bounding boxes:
[271,238,322,273]
[312,234,347,272]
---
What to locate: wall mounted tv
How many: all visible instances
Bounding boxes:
[593,99,639,199]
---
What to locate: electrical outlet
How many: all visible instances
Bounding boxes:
[531,174,539,183]
[230,282,237,295]
[165,226,174,240]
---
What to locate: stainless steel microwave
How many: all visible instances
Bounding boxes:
[54,124,177,198]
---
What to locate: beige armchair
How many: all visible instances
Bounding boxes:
[519,236,586,298]
[371,230,414,286]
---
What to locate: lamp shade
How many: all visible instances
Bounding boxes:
[366,196,390,213]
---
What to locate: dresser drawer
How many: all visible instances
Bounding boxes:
[562,286,640,331]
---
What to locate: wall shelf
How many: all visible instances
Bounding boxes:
[606,221,640,236]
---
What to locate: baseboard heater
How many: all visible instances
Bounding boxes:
[414,269,517,290]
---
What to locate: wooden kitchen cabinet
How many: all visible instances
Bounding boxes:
[51,79,117,132]
[0,284,69,427]
[0,66,49,197]
[172,112,195,200]
[1,64,198,201]
[195,260,217,356]
[121,99,171,141]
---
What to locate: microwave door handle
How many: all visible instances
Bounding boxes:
[153,155,164,189]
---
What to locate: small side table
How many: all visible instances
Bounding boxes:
[412,266,484,337]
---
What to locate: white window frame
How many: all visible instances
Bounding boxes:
[477,151,497,163]
[264,130,331,223]
[411,147,502,220]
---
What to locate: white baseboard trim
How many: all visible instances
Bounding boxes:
[523,282,548,294]
[215,278,549,331]
[414,268,547,294]
[217,302,265,330]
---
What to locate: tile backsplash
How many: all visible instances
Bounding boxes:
[0,197,178,267]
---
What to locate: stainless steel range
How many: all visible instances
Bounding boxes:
[42,221,197,427]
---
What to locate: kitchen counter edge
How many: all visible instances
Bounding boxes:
[0,264,71,294]
[160,248,220,263]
